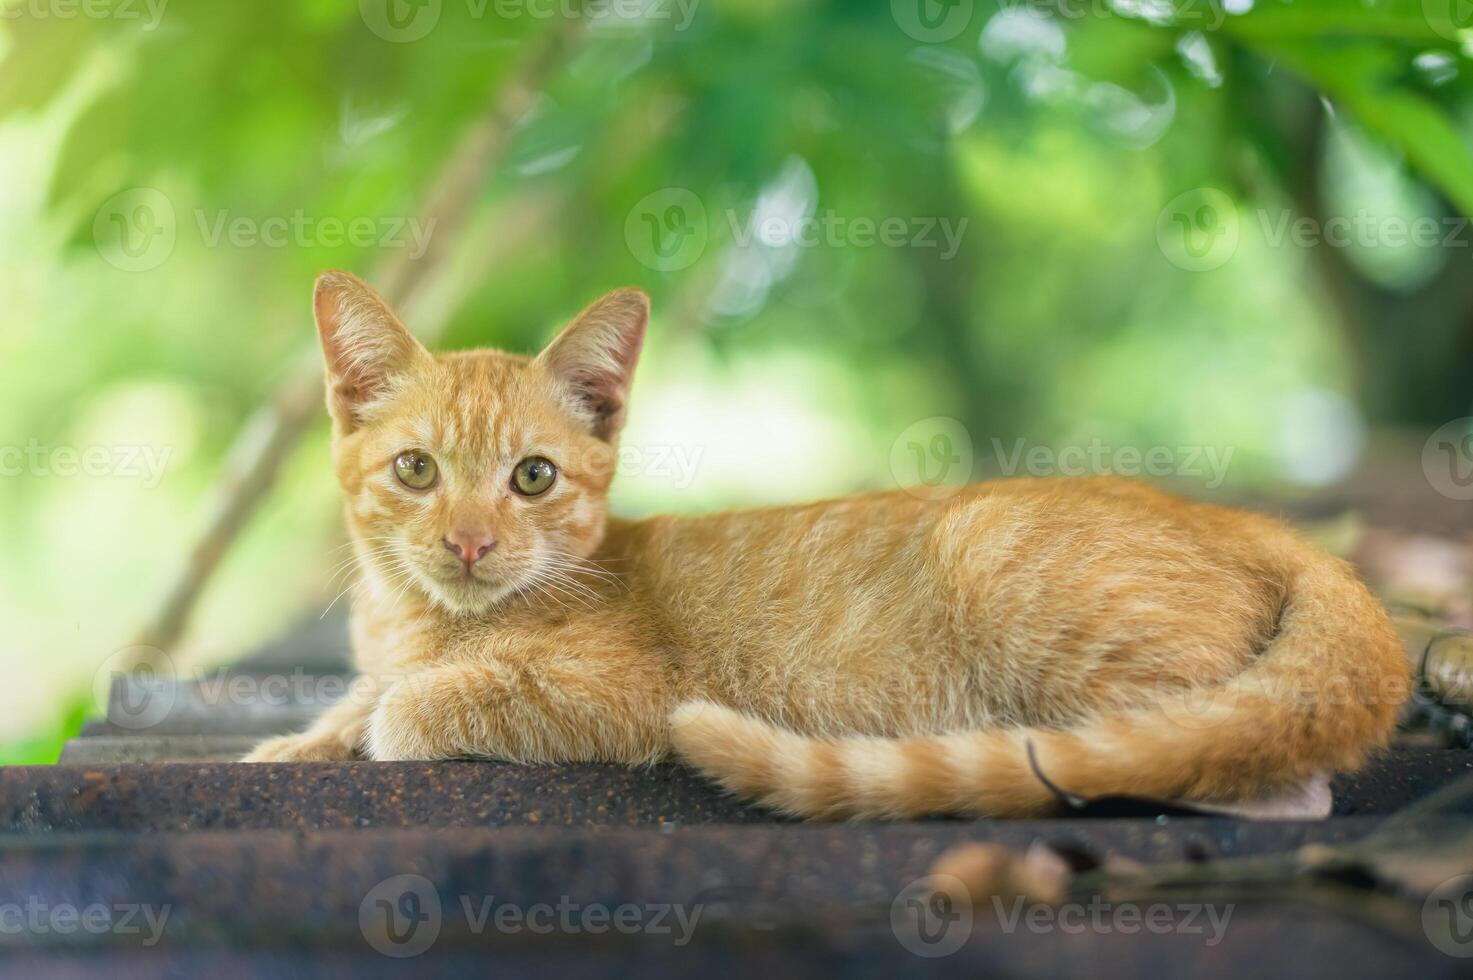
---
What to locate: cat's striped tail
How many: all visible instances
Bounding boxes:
[668,554,1410,819]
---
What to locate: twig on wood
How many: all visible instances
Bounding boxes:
[132,22,587,663]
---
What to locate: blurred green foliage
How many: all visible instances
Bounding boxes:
[3,0,1473,758]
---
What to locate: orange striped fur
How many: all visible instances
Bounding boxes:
[246,271,1410,819]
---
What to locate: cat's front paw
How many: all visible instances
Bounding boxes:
[243,732,356,763]
[365,678,460,761]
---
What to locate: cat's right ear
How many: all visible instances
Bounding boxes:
[313,271,428,430]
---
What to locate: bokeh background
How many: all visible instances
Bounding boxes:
[4,0,1473,761]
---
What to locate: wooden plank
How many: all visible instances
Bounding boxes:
[99,672,347,737]
[0,822,1450,978]
[6,751,1470,833]
[58,735,260,764]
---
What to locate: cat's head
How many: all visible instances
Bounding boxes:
[313,271,647,616]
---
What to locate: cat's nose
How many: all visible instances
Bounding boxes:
[444,532,497,566]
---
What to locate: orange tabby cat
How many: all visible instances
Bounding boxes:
[245,270,1410,819]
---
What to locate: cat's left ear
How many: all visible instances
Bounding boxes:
[536,288,649,441]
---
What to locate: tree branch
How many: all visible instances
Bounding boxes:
[132,22,586,661]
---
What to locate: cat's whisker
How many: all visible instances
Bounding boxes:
[383,559,434,610]
[327,535,398,553]
[547,565,623,589]
[524,581,572,614]
[544,547,626,569]
[531,578,589,615]
[538,584,595,613]
[521,565,597,613]
[533,569,601,611]
[319,580,363,620]
[325,550,409,591]
[539,551,627,591]
[324,562,415,619]
[553,557,629,583]
[360,559,417,593]
[326,542,400,569]
[322,555,410,615]
[534,559,602,592]
[511,571,564,612]
[536,557,603,589]
[324,539,403,568]
[543,571,619,604]
[324,554,381,589]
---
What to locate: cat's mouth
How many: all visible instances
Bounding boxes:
[367,540,545,616]
[417,556,534,615]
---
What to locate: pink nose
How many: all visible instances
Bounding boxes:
[443,532,497,566]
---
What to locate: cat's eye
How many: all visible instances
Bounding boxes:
[512,456,557,496]
[394,451,439,490]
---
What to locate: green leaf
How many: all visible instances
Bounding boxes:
[1224,0,1455,42]
[1244,40,1473,217]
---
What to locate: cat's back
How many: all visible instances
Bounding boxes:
[604,474,1249,571]
[603,474,1285,653]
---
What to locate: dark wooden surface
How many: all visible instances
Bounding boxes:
[0,821,1466,978]
[7,614,1473,976]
